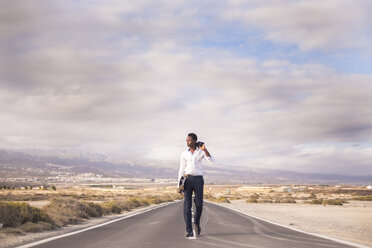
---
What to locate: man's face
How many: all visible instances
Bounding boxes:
[186,136,196,148]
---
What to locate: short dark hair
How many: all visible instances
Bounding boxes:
[188,133,197,141]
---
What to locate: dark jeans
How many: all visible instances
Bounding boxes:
[183,175,204,233]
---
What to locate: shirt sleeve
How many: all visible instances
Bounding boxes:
[204,155,215,164]
[177,152,186,188]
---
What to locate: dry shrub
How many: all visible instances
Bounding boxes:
[0,201,53,228]
[101,195,176,214]
[142,196,166,205]
[145,197,163,205]
[203,194,230,203]
[308,199,323,204]
[307,198,347,205]
[217,196,230,203]
[282,198,296,203]
[0,227,23,234]
[229,195,242,200]
[250,193,260,200]
[353,196,372,201]
[101,200,130,214]
[258,199,273,203]
[18,221,53,232]
[246,198,258,203]
[85,202,103,217]
[322,199,347,205]
[0,193,177,234]
[128,197,149,208]
[245,193,260,203]
[273,198,296,203]
[0,193,53,201]
[43,197,103,227]
[204,194,217,201]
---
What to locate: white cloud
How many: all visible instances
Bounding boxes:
[1,0,371,176]
[2,46,372,173]
[221,0,372,51]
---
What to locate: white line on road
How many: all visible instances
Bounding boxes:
[207,202,371,248]
[17,201,179,248]
[190,204,197,239]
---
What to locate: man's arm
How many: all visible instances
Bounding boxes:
[201,144,215,164]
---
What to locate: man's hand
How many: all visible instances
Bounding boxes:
[200,143,212,158]
[177,188,182,194]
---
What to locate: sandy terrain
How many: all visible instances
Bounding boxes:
[213,200,372,247]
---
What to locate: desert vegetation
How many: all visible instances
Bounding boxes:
[204,195,231,203]
[0,183,371,237]
[204,185,372,206]
[0,185,181,236]
[209,186,372,248]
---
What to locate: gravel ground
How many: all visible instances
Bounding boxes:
[213,200,372,247]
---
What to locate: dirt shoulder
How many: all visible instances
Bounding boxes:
[211,200,372,248]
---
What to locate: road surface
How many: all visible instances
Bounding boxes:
[24,201,360,248]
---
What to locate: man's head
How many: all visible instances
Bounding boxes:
[186,133,197,148]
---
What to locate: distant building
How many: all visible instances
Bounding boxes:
[367,186,372,190]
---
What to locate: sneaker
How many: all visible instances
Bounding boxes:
[185,231,193,238]
[195,224,201,235]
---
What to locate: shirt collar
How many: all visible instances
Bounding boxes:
[187,147,200,152]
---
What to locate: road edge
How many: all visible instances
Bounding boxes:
[16,201,180,248]
[206,201,371,248]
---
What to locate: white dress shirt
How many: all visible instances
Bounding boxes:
[177,147,215,188]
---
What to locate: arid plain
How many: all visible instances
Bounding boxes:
[0,182,371,247]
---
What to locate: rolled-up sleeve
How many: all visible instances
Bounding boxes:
[205,155,215,165]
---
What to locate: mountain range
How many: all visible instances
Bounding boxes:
[0,149,371,185]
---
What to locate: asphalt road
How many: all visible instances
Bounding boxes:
[26,201,359,248]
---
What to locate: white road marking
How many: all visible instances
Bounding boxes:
[192,207,194,224]
[17,201,178,248]
[188,198,197,239]
[207,202,371,248]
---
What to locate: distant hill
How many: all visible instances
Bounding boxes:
[203,165,372,184]
[0,149,371,184]
[0,149,177,179]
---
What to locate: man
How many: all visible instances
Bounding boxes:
[178,133,215,238]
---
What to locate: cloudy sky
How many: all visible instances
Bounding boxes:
[1,0,372,176]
